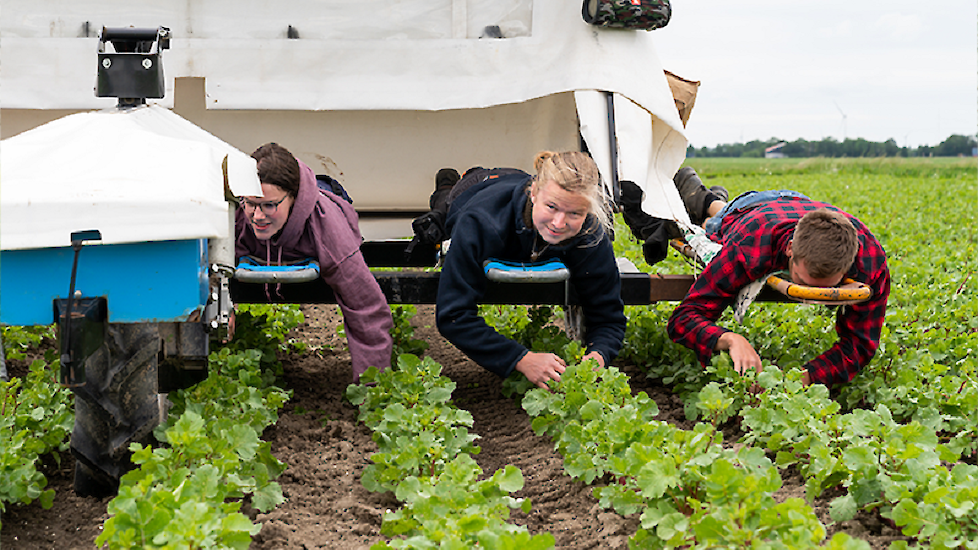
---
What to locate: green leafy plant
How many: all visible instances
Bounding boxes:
[390,305,429,358]
[516,358,849,548]
[348,355,479,492]
[1,325,56,361]
[97,309,294,549]
[375,454,553,549]
[348,355,555,549]
[0,355,73,522]
[741,367,978,546]
[230,304,306,377]
[96,348,289,549]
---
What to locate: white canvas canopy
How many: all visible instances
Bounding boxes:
[0,105,261,250]
[1,0,691,241]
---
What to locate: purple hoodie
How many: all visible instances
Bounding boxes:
[235,160,393,381]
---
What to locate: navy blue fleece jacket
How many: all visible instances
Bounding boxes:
[435,171,626,378]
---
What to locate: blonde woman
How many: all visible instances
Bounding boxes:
[435,151,625,390]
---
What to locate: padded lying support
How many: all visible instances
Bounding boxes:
[670,238,871,307]
[766,272,872,305]
[234,257,320,284]
[484,258,570,284]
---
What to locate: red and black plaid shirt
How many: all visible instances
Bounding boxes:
[667,197,890,386]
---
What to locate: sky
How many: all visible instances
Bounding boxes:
[650,1,977,149]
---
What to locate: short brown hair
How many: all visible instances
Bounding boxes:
[251,143,301,197]
[792,208,859,278]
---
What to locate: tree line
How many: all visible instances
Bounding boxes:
[688,134,977,158]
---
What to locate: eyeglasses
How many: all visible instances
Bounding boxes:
[241,196,288,216]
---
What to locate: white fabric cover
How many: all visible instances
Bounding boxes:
[576,91,691,226]
[1,0,689,229]
[0,105,261,250]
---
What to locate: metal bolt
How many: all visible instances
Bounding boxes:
[142,58,153,69]
[102,58,112,68]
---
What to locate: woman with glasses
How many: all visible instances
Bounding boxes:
[435,151,626,390]
[235,143,393,382]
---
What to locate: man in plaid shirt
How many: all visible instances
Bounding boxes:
[622,169,890,387]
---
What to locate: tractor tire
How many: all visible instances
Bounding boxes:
[71,323,160,498]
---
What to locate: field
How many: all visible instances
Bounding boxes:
[2,157,976,549]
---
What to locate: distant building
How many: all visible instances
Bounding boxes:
[765,142,787,159]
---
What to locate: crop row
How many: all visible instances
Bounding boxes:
[349,338,975,547]
[738,368,978,549]
[0,352,74,527]
[499,343,868,548]
[347,353,556,549]
[94,346,289,548]
[95,306,298,548]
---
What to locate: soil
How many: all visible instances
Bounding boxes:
[1,306,909,549]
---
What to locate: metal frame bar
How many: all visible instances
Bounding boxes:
[230,267,791,306]
[230,238,793,306]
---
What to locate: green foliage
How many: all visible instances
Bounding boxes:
[480,305,561,349]
[1,325,56,361]
[97,310,292,548]
[833,165,978,457]
[693,382,735,428]
[740,368,978,545]
[349,355,458,425]
[0,355,73,521]
[349,355,554,549]
[161,348,291,438]
[887,463,978,548]
[390,305,429,358]
[513,357,835,548]
[628,449,829,549]
[378,455,547,548]
[479,304,582,362]
[689,137,978,160]
[229,304,306,375]
[483,304,584,399]
[349,355,479,492]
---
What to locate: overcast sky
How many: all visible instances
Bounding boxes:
[650,1,977,149]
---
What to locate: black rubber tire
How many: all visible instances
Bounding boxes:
[71,323,160,498]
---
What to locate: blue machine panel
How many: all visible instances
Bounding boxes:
[0,239,208,326]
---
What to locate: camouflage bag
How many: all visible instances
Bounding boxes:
[582,0,671,31]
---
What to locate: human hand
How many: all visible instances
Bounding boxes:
[716,332,762,376]
[800,370,811,386]
[515,352,567,390]
[582,351,606,369]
